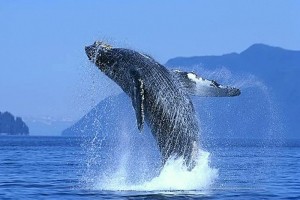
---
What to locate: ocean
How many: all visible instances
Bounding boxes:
[0,136,299,199]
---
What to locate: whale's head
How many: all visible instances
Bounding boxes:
[85,41,132,93]
[85,41,116,71]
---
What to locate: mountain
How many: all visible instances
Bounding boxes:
[24,117,73,136]
[62,44,300,140]
[62,93,153,141]
[167,44,300,72]
[166,43,300,139]
[0,111,29,135]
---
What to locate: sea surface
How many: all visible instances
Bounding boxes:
[0,136,299,199]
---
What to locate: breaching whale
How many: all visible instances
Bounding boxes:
[85,41,240,169]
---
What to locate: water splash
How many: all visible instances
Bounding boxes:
[79,97,218,191]
[93,150,218,191]
[138,151,217,191]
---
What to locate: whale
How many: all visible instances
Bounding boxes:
[85,41,240,169]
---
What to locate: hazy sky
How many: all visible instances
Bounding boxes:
[1,0,300,120]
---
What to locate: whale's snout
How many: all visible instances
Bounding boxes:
[85,45,94,61]
[85,41,113,63]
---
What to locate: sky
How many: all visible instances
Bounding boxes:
[0,0,300,122]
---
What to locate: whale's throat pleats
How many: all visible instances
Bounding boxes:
[130,70,145,132]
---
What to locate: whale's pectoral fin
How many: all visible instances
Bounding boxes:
[130,70,145,132]
[173,70,241,97]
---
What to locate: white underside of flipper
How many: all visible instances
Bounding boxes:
[172,70,241,97]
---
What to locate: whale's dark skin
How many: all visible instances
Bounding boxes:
[85,41,240,169]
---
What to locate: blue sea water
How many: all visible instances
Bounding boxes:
[0,136,299,199]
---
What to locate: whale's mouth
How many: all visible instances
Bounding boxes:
[85,45,96,62]
[85,41,113,69]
